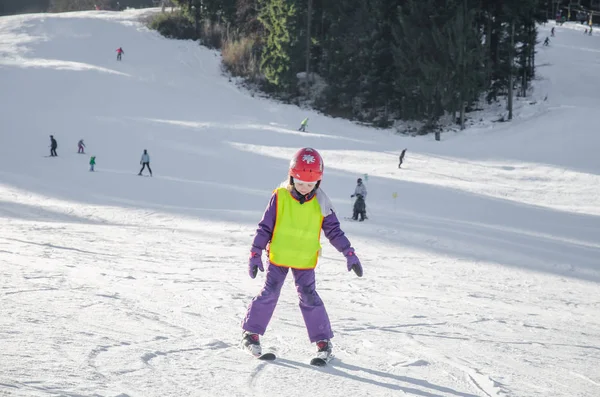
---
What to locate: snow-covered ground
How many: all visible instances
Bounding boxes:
[1,11,599,397]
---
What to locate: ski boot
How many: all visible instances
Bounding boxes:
[310,339,333,366]
[242,331,262,357]
[316,340,332,355]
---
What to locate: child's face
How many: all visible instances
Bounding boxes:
[295,181,316,195]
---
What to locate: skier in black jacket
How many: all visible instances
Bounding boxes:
[50,135,58,157]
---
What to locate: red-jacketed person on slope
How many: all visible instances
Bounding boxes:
[241,147,363,362]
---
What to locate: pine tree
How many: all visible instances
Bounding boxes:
[392,0,485,131]
[313,1,380,117]
[258,0,297,88]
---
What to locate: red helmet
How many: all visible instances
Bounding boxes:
[289,147,324,182]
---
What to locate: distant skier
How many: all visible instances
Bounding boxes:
[351,178,367,221]
[298,117,308,132]
[89,155,96,172]
[116,47,124,61]
[49,135,58,157]
[543,37,550,46]
[551,27,555,37]
[138,149,152,176]
[78,139,86,154]
[398,148,407,169]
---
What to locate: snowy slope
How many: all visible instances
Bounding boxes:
[0,10,599,397]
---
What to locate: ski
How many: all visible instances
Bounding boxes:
[257,352,276,361]
[242,348,276,361]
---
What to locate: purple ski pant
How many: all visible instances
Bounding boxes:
[242,263,333,343]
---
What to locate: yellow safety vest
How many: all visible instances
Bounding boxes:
[269,187,323,269]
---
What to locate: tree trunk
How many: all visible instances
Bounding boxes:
[460,0,466,130]
[522,20,534,98]
[305,0,312,84]
[508,21,514,120]
[531,25,536,78]
[485,11,492,90]
[522,52,527,97]
[194,1,200,39]
[528,22,536,87]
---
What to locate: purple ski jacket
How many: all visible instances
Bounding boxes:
[251,187,352,257]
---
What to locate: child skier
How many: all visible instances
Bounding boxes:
[78,139,86,154]
[116,47,124,61]
[241,147,362,363]
[138,149,152,176]
[351,178,367,221]
[89,156,96,172]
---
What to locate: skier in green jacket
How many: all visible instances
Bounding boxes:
[89,156,96,172]
[298,118,309,132]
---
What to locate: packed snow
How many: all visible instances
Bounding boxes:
[1,9,599,397]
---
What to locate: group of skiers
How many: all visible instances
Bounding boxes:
[48,115,407,195]
[47,135,151,176]
[544,23,595,47]
[47,117,407,211]
[350,148,407,221]
[543,26,556,46]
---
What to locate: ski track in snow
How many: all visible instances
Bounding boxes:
[0,10,599,397]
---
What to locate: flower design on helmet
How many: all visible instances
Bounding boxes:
[302,154,316,164]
